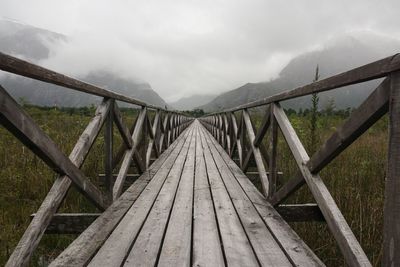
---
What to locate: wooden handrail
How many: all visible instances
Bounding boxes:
[0,52,193,266]
[199,54,400,266]
[206,53,400,115]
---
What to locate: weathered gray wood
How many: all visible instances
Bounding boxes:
[269,172,304,206]
[30,213,100,234]
[5,98,111,267]
[113,107,147,200]
[192,122,225,267]
[269,104,278,196]
[0,86,108,210]
[224,113,231,153]
[159,113,169,152]
[203,125,324,266]
[157,124,197,266]
[273,103,371,267]
[199,127,259,267]
[209,53,400,113]
[113,102,133,149]
[104,100,114,197]
[242,149,254,173]
[124,127,196,266]
[276,204,324,222]
[0,52,167,109]
[383,71,400,267]
[88,127,194,267]
[112,112,139,169]
[270,79,390,205]
[243,109,270,196]
[201,126,292,266]
[253,105,271,147]
[50,126,192,267]
[145,111,160,168]
[230,113,243,164]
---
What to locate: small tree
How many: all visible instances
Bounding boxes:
[309,65,320,154]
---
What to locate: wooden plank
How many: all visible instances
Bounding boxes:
[270,78,390,205]
[112,108,147,200]
[0,52,166,109]
[124,126,196,266]
[192,122,225,267]
[87,126,195,267]
[113,102,133,149]
[383,71,400,266]
[199,126,259,267]
[0,86,108,210]
[276,204,324,222]
[269,104,278,196]
[30,213,100,234]
[50,125,192,267]
[273,103,371,267]
[242,109,270,196]
[104,100,114,197]
[208,53,400,113]
[157,124,197,266]
[201,126,292,266]
[201,124,325,266]
[5,98,112,267]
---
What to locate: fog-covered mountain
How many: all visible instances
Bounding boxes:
[0,18,168,108]
[200,33,400,112]
[169,94,216,110]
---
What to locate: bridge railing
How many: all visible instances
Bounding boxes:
[0,52,192,266]
[200,54,400,267]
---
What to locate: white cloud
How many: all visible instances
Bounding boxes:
[1,0,400,101]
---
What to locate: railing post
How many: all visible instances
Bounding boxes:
[269,104,278,197]
[104,99,114,198]
[383,71,400,266]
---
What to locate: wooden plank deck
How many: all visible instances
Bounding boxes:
[51,120,324,267]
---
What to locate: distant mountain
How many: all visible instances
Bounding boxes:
[169,94,216,110]
[200,33,400,112]
[0,18,168,108]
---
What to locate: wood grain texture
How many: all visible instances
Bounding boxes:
[113,108,147,200]
[0,86,108,210]
[50,125,192,267]
[383,72,400,266]
[270,78,390,205]
[242,110,270,197]
[201,123,325,266]
[87,127,194,267]
[192,122,225,267]
[5,98,112,267]
[201,126,292,266]
[273,103,371,267]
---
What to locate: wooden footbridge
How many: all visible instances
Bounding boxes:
[1,52,400,266]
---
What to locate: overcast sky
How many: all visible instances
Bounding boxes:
[1,0,400,102]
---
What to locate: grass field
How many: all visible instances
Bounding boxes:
[0,106,388,266]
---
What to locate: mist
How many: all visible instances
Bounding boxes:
[1,0,400,102]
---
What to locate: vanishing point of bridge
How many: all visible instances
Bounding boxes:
[1,52,400,266]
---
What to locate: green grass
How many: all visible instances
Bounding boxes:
[0,106,138,266]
